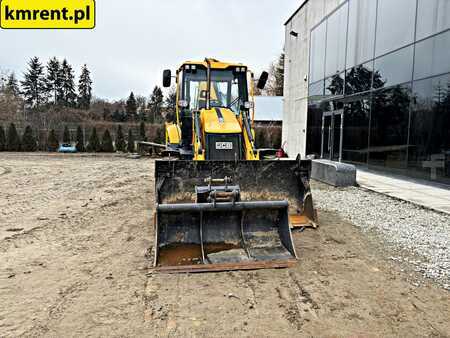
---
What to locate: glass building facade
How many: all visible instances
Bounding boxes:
[307,0,450,185]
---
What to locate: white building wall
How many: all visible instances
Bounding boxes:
[283,0,346,158]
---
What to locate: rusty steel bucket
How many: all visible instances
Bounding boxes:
[153,160,316,273]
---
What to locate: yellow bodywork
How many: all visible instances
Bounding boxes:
[166,123,181,145]
[201,108,241,134]
[183,59,245,70]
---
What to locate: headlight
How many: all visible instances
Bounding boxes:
[244,101,254,109]
[178,100,189,108]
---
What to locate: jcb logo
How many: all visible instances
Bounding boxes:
[0,0,95,29]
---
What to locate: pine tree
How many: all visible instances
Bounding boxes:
[135,95,147,121]
[63,126,71,143]
[21,126,37,152]
[47,129,59,152]
[75,126,85,152]
[0,125,6,151]
[139,121,147,141]
[115,125,125,152]
[148,86,164,123]
[165,86,177,122]
[101,129,114,152]
[5,73,20,96]
[154,124,165,144]
[46,57,63,105]
[127,129,135,153]
[86,127,100,152]
[267,53,285,96]
[6,123,20,151]
[78,64,92,110]
[21,57,48,108]
[60,59,77,107]
[112,109,125,122]
[126,92,137,119]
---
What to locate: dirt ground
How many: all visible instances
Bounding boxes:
[0,154,449,337]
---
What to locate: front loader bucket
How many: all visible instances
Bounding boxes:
[153,160,316,273]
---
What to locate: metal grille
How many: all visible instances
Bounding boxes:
[206,134,242,160]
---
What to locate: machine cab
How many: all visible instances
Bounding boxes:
[180,62,249,113]
[162,59,268,160]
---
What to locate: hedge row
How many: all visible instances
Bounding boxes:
[0,122,164,153]
[0,122,281,153]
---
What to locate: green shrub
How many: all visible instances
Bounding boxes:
[127,129,135,153]
[86,127,101,152]
[154,124,165,144]
[75,126,85,152]
[7,123,21,151]
[21,126,37,151]
[47,129,59,152]
[101,129,114,152]
[0,125,5,151]
[63,126,71,143]
[115,125,125,152]
[139,121,147,141]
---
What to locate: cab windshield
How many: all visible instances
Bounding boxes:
[182,68,248,113]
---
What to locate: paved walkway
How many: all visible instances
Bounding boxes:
[356,169,450,215]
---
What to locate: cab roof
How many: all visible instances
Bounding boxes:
[180,58,246,70]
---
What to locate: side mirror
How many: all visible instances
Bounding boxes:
[163,69,171,87]
[257,71,269,90]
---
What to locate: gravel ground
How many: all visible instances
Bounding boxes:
[312,182,450,290]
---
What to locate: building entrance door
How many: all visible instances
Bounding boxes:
[321,110,344,162]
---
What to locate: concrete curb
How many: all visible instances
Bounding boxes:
[311,159,356,187]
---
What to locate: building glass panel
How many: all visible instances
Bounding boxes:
[346,0,377,68]
[309,80,324,98]
[325,3,348,77]
[416,0,450,41]
[345,60,374,95]
[408,75,450,184]
[374,46,414,88]
[414,30,450,80]
[310,22,326,83]
[369,84,412,170]
[325,72,345,97]
[343,96,371,164]
[375,0,416,57]
[306,99,325,156]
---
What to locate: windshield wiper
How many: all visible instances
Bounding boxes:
[229,97,240,108]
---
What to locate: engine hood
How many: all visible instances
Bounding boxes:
[200,107,242,134]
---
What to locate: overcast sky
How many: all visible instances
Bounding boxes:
[0,0,300,100]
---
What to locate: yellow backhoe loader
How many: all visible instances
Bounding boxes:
[153,58,316,273]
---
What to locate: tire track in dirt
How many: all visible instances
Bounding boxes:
[226,270,261,309]
[48,281,88,320]
[274,270,321,331]
[0,166,11,176]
